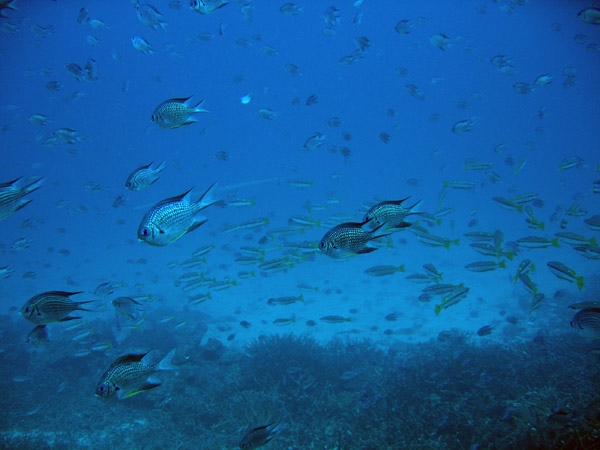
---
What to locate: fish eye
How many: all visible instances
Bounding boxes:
[25,307,29,312]
[151,115,156,122]
[319,241,325,248]
[96,385,105,394]
[142,228,150,237]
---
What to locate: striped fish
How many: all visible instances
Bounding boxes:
[0,177,44,220]
[363,198,421,229]
[319,221,390,258]
[20,291,92,324]
[137,183,218,246]
[95,349,176,400]
[570,308,600,339]
[151,96,208,129]
[125,161,165,191]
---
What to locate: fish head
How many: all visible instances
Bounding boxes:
[137,221,169,246]
[20,303,41,323]
[125,177,138,190]
[95,381,114,398]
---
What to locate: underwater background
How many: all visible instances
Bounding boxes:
[1,0,599,449]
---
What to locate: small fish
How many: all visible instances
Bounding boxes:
[320,315,352,324]
[578,7,600,24]
[151,96,208,129]
[547,261,584,290]
[434,287,469,315]
[125,161,166,191]
[138,184,218,246]
[363,198,421,229]
[136,3,167,30]
[430,33,450,50]
[319,221,390,258]
[514,259,535,281]
[363,265,405,277]
[273,317,295,326]
[95,349,176,400]
[477,325,494,336]
[20,291,93,325]
[515,236,560,249]
[26,325,49,345]
[465,260,506,272]
[112,297,145,321]
[0,177,44,220]
[131,36,155,55]
[239,423,280,450]
[267,295,303,306]
[190,0,228,15]
[570,308,600,339]
[94,281,123,297]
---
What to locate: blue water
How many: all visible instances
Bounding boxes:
[1,1,599,449]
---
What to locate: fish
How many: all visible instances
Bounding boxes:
[320,315,352,324]
[319,221,390,258]
[570,308,600,339]
[26,325,49,345]
[95,349,176,400]
[515,236,560,249]
[20,291,93,325]
[267,295,303,306]
[0,177,44,220]
[112,297,145,321]
[0,0,17,19]
[430,33,450,50]
[578,7,600,24]
[584,215,600,231]
[125,161,166,191]
[363,265,405,277]
[136,3,167,30]
[477,325,494,336]
[94,281,123,297]
[465,260,506,272]
[363,198,421,229]
[239,423,280,450]
[434,287,469,315]
[546,261,584,290]
[138,183,218,246]
[190,0,228,15]
[131,36,155,55]
[151,96,208,129]
[513,259,535,281]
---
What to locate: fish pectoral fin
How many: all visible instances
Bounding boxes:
[188,217,207,233]
[59,316,82,322]
[356,247,377,254]
[141,377,162,391]
[393,221,413,229]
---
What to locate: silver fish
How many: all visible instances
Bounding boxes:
[571,308,600,339]
[136,3,167,30]
[95,349,176,400]
[138,183,218,246]
[125,161,166,191]
[151,96,208,129]
[363,198,421,229]
[26,325,49,346]
[20,291,92,325]
[319,221,390,258]
[0,177,44,220]
[190,0,228,15]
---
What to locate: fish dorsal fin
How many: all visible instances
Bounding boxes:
[45,291,83,298]
[169,96,193,103]
[156,189,193,206]
[0,178,21,188]
[389,197,410,205]
[113,352,148,366]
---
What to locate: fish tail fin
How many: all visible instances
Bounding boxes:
[155,161,166,173]
[551,238,560,248]
[158,348,176,371]
[590,238,597,247]
[367,221,392,240]
[398,265,406,272]
[196,183,220,209]
[435,304,442,316]
[191,98,209,113]
[576,276,584,291]
[24,177,45,194]
[499,260,506,269]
